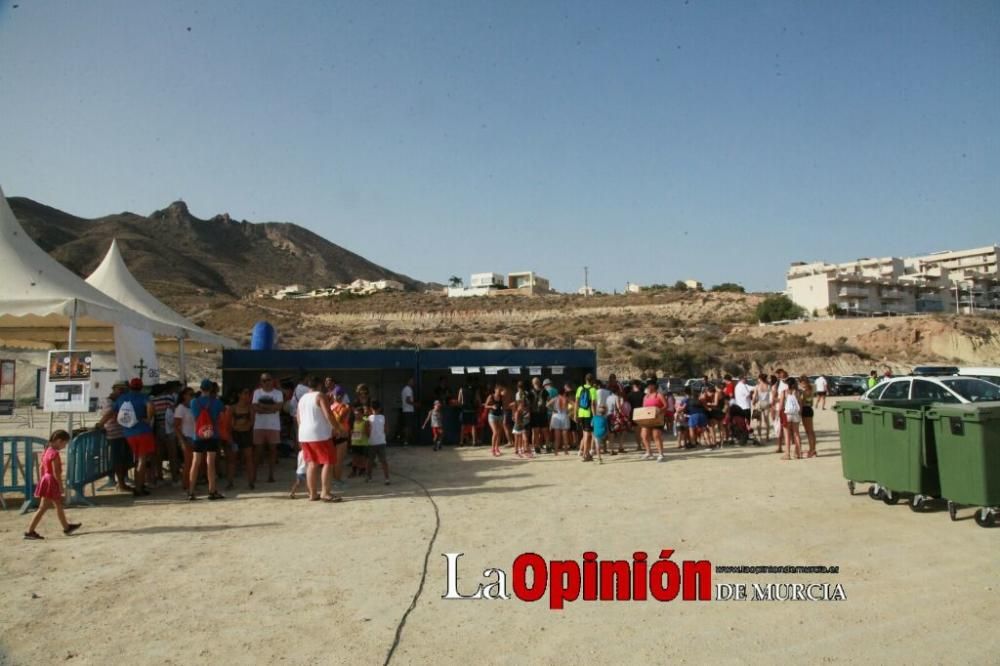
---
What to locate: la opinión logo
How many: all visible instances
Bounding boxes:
[442,550,712,610]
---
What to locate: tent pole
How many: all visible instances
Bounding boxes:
[67,299,78,435]
[178,336,187,386]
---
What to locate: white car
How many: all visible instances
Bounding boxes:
[958,367,1000,386]
[862,376,1000,404]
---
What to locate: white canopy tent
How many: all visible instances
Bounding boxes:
[0,185,174,350]
[86,239,237,381]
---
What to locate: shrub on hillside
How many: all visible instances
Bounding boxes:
[753,295,806,323]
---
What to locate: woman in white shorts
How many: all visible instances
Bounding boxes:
[548,389,571,455]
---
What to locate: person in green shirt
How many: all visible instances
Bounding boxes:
[867,370,878,390]
[575,374,599,461]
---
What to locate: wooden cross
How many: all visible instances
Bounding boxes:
[134,358,147,379]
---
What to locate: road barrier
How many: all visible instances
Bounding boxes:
[0,435,46,514]
[66,430,113,507]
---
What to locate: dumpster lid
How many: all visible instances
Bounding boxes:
[926,401,1000,422]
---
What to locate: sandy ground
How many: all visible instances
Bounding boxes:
[1,400,997,665]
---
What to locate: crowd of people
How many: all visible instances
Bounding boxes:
[84,373,392,504]
[436,370,830,463]
[22,367,834,538]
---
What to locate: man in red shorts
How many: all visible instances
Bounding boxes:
[107,378,156,496]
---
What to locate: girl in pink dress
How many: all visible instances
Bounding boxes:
[24,430,81,540]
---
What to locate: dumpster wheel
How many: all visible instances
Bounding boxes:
[847,481,856,495]
[881,490,900,506]
[947,501,958,522]
[908,495,928,512]
[867,485,883,500]
[973,508,996,528]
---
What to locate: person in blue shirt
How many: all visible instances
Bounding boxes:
[188,379,226,501]
[99,377,155,497]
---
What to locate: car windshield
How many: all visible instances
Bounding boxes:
[941,378,1000,403]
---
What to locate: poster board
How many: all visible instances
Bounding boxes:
[43,350,93,413]
[38,366,118,412]
[0,359,14,416]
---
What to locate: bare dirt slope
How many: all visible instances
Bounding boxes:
[195,290,1000,378]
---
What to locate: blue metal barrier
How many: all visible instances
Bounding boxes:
[66,430,113,507]
[0,436,46,514]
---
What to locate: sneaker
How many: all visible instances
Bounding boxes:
[642,454,654,461]
[23,531,44,540]
[384,479,391,486]
[657,455,665,462]
[63,523,82,535]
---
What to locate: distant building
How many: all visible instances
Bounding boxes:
[273,284,306,300]
[625,282,641,294]
[470,272,505,289]
[684,280,703,291]
[786,244,1000,315]
[449,271,552,297]
[507,271,551,296]
[577,286,597,296]
[270,279,403,300]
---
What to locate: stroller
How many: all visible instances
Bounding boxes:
[725,404,760,446]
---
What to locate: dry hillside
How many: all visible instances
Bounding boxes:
[186,290,1000,378]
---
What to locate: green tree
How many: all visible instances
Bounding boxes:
[448,275,463,288]
[753,295,806,323]
[711,282,745,293]
[827,303,843,317]
[672,280,689,291]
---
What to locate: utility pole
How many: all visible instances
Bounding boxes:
[584,266,589,296]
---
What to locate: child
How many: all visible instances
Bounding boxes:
[422,400,445,451]
[674,395,690,448]
[350,405,370,477]
[591,405,608,464]
[289,448,307,499]
[511,400,531,459]
[24,430,81,540]
[366,401,390,485]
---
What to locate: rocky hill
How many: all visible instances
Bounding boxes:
[8,196,424,298]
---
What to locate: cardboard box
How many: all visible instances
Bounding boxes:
[632,406,664,427]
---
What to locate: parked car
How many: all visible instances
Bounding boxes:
[958,367,1000,386]
[831,376,867,396]
[658,377,687,394]
[911,365,960,377]
[861,376,1000,404]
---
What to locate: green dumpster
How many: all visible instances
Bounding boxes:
[868,403,940,509]
[834,400,878,496]
[926,402,1000,528]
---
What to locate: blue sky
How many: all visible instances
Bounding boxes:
[1,0,997,293]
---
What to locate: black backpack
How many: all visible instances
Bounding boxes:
[461,385,476,410]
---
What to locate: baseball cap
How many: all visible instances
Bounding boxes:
[200,378,214,391]
[333,387,346,398]
[128,378,143,391]
[542,378,552,386]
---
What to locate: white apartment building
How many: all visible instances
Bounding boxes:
[787,245,1000,315]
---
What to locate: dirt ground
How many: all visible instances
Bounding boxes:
[1,400,997,665]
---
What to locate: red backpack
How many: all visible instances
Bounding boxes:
[195,401,215,439]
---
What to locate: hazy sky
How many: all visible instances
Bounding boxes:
[1,0,997,292]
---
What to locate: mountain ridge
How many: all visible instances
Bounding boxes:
[7,196,425,299]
